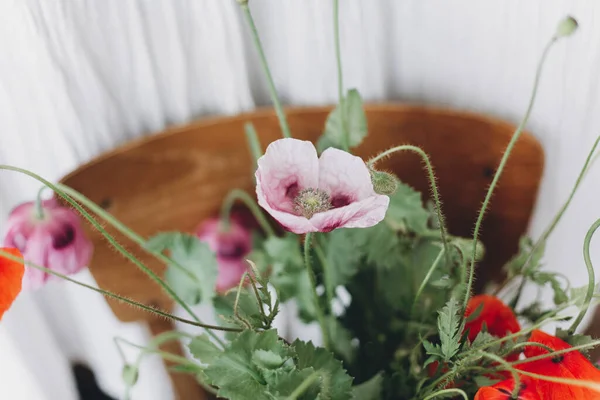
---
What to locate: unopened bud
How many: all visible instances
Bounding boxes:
[122,364,139,387]
[555,16,578,38]
[370,169,399,196]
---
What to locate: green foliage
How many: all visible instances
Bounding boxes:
[556,328,595,357]
[189,334,222,364]
[505,236,544,278]
[145,232,218,305]
[386,182,433,234]
[317,89,367,152]
[437,299,463,361]
[352,373,384,400]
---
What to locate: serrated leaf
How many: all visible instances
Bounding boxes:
[437,299,462,361]
[266,368,320,400]
[321,89,368,150]
[385,182,431,234]
[189,334,222,364]
[352,373,383,400]
[146,232,217,305]
[423,340,444,359]
[205,330,291,400]
[293,340,354,400]
[253,350,285,370]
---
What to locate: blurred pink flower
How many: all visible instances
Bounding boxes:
[196,215,252,293]
[256,138,390,234]
[3,198,93,290]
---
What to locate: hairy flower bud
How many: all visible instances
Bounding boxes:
[555,16,578,38]
[370,169,399,196]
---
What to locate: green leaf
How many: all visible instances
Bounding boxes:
[253,350,285,370]
[505,236,545,278]
[323,229,365,290]
[266,368,320,400]
[189,334,222,364]
[556,328,595,357]
[205,330,292,400]
[213,288,265,329]
[293,340,354,400]
[146,232,218,305]
[473,375,501,388]
[352,373,383,400]
[423,340,444,359]
[385,182,431,234]
[437,299,462,361]
[321,89,367,150]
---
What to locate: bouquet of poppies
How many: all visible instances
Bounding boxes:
[1,2,599,399]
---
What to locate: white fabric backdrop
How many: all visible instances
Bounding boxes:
[1,1,600,399]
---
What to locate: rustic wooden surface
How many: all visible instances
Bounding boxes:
[60,104,544,398]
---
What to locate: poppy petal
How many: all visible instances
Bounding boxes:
[0,248,25,320]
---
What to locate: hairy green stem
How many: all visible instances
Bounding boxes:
[333,0,349,151]
[220,189,276,237]
[314,239,334,313]
[0,250,240,333]
[412,247,445,317]
[0,166,224,345]
[56,184,198,282]
[234,272,253,329]
[568,216,600,334]
[481,352,521,398]
[34,185,48,219]
[514,369,600,393]
[369,145,450,264]
[304,233,330,350]
[510,338,600,366]
[240,4,292,139]
[464,37,558,312]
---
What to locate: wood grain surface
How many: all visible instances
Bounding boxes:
[60,104,544,399]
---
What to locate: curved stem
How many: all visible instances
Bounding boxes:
[240,4,292,139]
[304,233,330,350]
[514,369,600,393]
[463,37,558,312]
[0,249,241,333]
[481,352,521,398]
[412,247,445,317]
[0,166,224,345]
[245,122,263,169]
[220,188,276,237]
[369,145,450,264]
[56,184,198,282]
[423,389,468,400]
[333,0,349,151]
[568,216,600,334]
[506,135,600,305]
[510,338,600,366]
[35,186,48,219]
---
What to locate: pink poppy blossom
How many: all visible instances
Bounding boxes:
[255,138,390,234]
[196,215,252,293]
[3,197,93,290]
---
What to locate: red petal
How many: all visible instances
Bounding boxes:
[465,295,521,342]
[475,378,541,400]
[0,248,24,320]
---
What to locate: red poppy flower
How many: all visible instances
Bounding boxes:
[465,295,521,342]
[0,248,25,320]
[474,377,541,400]
[516,330,600,399]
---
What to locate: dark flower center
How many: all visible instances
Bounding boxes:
[52,224,75,250]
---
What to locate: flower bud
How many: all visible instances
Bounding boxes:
[555,16,578,38]
[122,364,139,387]
[3,197,93,290]
[196,213,252,293]
[370,169,399,196]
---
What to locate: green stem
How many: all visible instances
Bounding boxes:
[240,4,292,139]
[220,188,276,237]
[481,352,521,398]
[234,272,253,329]
[369,145,450,264]
[333,0,349,151]
[412,247,445,317]
[464,37,558,313]
[0,166,224,345]
[568,216,600,334]
[0,249,240,333]
[506,135,600,305]
[423,389,468,400]
[512,368,600,393]
[510,338,600,366]
[286,371,320,400]
[245,122,263,168]
[56,184,198,283]
[35,186,48,219]
[304,233,330,350]
[314,239,334,313]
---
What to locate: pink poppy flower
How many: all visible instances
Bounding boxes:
[196,215,252,293]
[3,197,93,290]
[256,138,390,234]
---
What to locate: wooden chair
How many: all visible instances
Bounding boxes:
[60,104,544,399]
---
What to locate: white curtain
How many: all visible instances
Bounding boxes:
[1,1,600,399]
